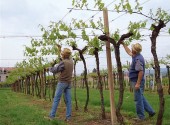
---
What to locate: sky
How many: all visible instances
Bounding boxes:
[0,0,170,75]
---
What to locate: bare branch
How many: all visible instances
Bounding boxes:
[118,32,133,44]
[82,46,88,53]
[98,35,116,46]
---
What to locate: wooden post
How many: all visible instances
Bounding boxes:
[103,8,117,124]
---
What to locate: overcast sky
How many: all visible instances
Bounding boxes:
[0,0,170,74]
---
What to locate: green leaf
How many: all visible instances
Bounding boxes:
[90,20,96,28]
[138,7,143,11]
[82,29,89,41]
[99,3,104,10]
[89,48,95,55]
[126,3,132,13]
[72,0,75,6]
[150,25,154,31]
[115,5,119,12]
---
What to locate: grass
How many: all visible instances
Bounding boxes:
[0,88,66,125]
[73,88,170,125]
[0,87,170,125]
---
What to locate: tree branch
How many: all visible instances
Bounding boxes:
[151,20,166,37]
[82,46,88,53]
[118,32,133,44]
[98,35,116,46]
[72,45,81,51]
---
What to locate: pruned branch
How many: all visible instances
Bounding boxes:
[72,45,81,51]
[98,35,116,46]
[82,46,88,53]
[151,20,166,37]
[72,45,87,54]
[118,32,133,44]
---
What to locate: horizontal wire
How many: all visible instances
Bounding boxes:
[0,56,167,61]
[109,0,152,23]
[0,34,169,39]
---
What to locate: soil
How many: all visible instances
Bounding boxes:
[29,98,156,125]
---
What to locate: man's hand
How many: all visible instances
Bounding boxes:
[45,68,49,72]
[135,83,140,90]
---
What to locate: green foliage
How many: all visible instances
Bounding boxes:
[125,3,132,13]
[72,18,103,32]
[90,19,96,29]
[155,8,170,22]
[149,25,155,31]
[24,46,38,57]
[68,40,77,47]
[128,21,146,41]
[114,0,143,13]
[111,30,120,42]
[114,4,121,13]
[82,29,89,41]
[68,31,77,39]
[72,0,105,10]
[159,54,170,66]
[73,52,81,62]
[97,17,104,29]
[88,36,103,55]
[94,0,104,10]
[88,48,95,55]
[72,0,88,9]
[59,22,69,31]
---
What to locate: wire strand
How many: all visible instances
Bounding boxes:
[84,0,117,23]
[109,0,152,23]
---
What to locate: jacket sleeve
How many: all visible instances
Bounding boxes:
[49,61,65,74]
[135,59,144,71]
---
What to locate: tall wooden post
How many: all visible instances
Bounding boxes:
[103,8,117,124]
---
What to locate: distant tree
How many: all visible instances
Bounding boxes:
[92,68,97,73]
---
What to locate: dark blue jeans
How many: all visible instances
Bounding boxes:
[131,80,155,119]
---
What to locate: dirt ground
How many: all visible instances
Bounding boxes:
[30,98,156,125]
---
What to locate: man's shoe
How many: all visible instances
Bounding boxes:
[132,117,144,122]
[65,118,71,122]
[149,112,156,117]
[44,116,54,121]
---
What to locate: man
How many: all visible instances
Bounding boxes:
[121,42,155,120]
[45,48,73,121]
